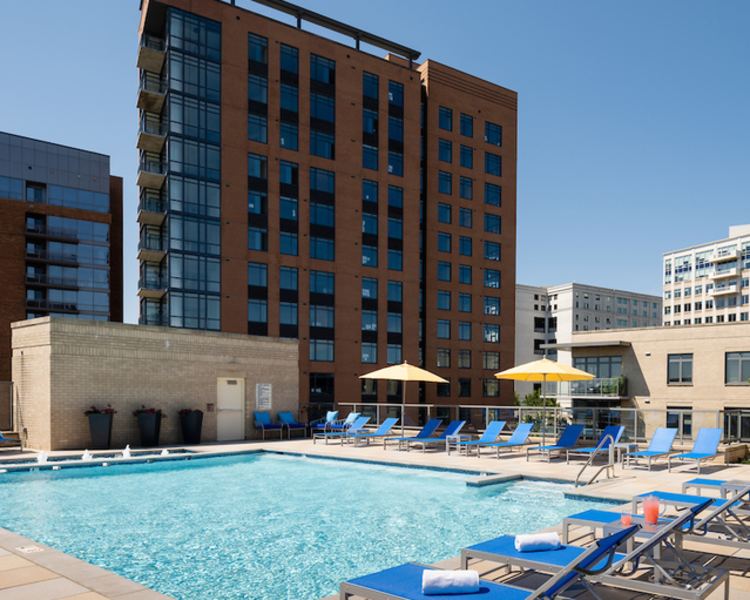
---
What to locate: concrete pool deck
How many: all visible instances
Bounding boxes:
[0,438,749,599]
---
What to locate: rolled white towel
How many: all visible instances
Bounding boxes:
[514,532,561,552]
[422,569,479,595]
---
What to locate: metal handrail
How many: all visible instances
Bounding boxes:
[575,434,615,487]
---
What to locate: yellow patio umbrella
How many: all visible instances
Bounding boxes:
[360,361,448,435]
[495,357,595,443]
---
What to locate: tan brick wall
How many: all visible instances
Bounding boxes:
[12,317,299,450]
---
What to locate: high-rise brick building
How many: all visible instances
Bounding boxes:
[137,0,516,419]
[0,132,123,384]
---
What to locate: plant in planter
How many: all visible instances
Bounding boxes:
[133,406,165,447]
[178,408,204,444]
[84,405,116,450]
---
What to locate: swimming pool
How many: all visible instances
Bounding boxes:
[0,453,612,599]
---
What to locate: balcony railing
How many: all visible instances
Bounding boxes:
[139,236,164,252]
[139,72,166,95]
[26,223,80,240]
[25,274,79,288]
[712,284,738,296]
[139,275,166,289]
[711,249,739,263]
[26,299,78,312]
[26,248,79,263]
[140,34,164,52]
[548,377,627,398]
[139,157,165,176]
[137,72,167,112]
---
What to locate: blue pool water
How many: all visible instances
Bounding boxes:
[0,453,611,599]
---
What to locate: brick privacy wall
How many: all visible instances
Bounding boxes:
[12,317,299,450]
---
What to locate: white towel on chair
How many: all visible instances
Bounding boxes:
[422,569,480,595]
[514,532,561,552]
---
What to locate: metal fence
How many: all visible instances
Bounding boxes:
[337,402,750,446]
[0,382,13,432]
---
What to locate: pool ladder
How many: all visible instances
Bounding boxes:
[574,434,616,487]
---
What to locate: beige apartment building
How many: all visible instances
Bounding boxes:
[545,322,750,440]
[663,224,750,327]
[11,317,298,450]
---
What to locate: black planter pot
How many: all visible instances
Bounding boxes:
[136,411,162,447]
[180,410,203,444]
[87,413,113,449]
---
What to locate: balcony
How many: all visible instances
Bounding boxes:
[25,273,79,289]
[712,267,738,280]
[26,248,79,266]
[137,191,167,226]
[548,377,628,399]
[138,275,167,300]
[26,299,79,313]
[137,72,166,113]
[137,235,166,263]
[136,156,166,189]
[711,249,738,263]
[712,284,738,296]
[25,223,79,242]
[137,113,167,153]
[137,34,165,73]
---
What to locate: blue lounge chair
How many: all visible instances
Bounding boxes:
[312,416,370,445]
[409,420,466,452]
[447,420,505,456]
[624,427,677,470]
[668,428,722,474]
[383,418,442,450]
[464,500,723,600]
[253,411,284,440]
[684,484,750,551]
[276,411,306,439]
[342,526,640,600]
[348,417,399,446]
[682,476,750,498]
[526,424,584,462]
[0,432,20,447]
[309,410,339,433]
[480,422,534,458]
[565,425,624,463]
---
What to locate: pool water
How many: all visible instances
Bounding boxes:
[0,453,611,599]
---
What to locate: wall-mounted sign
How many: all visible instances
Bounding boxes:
[256,383,272,410]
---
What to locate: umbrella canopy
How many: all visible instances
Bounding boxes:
[494,357,594,382]
[359,361,447,434]
[360,361,448,384]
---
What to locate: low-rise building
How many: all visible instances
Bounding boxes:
[544,322,750,441]
[11,317,299,450]
[515,283,661,402]
[662,224,750,327]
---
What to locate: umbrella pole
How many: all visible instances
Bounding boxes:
[542,373,547,447]
[401,381,406,436]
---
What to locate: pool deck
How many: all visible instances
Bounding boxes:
[0,438,749,599]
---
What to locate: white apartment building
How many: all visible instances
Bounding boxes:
[515,283,662,404]
[663,225,750,327]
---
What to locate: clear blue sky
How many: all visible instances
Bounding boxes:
[1,0,748,323]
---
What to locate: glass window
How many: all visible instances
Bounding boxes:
[437,203,452,224]
[310,54,335,85]
[280,197,298,221]
[388,217,403,239]
[460,145,473,169]
[484,296,500,315]
[485,152,501,176]
[439,139,452,163]
[248,74,268,104]
[484,269,500,288]
[280,44,298,73]
[437,290,451,311]
[310,130,335,159]
[248,114,267,143]
[362,245,378,267]
[280,267,298,290]
[437,232,452,253]
[248,33,268,63]
[460,113,473,137]
[248,262,267,287]
[437,261,451,282]
[485,182,501,206]
[726,352,750,384]
[484,214,501,234]
[248,226,267,251]
[310,270,334,294]
[436,348,451,368]
[387,312,402,333]
[483,351,500,370]
[309,339,334,361]
[388,185,403,208]
[362,145,378,170]
[459,265,472,285]
[361,342,377,364]
[459,177,473,200]
[387,344,402,365]
[388,80,404,106]
[459,208,472,228]
[388,249,402,271]
[439,106,453,131]
[310,236,335,260]
[280,232,298,256]
[485,121,502,146]
[483,378,499,397]
[458,349,471,369]
[438,171,452,195]
[458,378,471,397]
[388,116,403,142]
[280,122,298,150]
[459,236,472,257]
[667,353,693,384]
[484,241,501,261]
[310,202,335,227]
[484,324,500,343]
[458,321,472,341]
[387,281,403,302]
[437,319,451,339]
[458,293,472,313]
[361,310,378,331]
[248,299,267,323]
[362,277,378,299]
[363,72,379,99]
[388,152,403,176]
[279,302,297,325]
[310,305,335,328]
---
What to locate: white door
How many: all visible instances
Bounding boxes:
[216,377,245,441]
